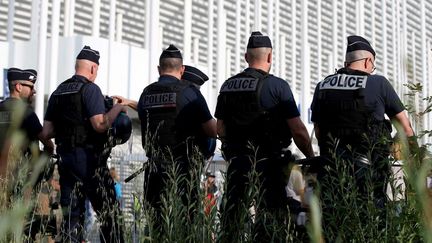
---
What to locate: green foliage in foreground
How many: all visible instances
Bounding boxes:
[1,83,431,242]
[1,134,431,243]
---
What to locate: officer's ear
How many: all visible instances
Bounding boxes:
[91,64,98,75]
[157,66,161,75]
[244,53,249,63]
[15,82,22,92]
[267,51,272,64]
[343,61,348,67]
[180,65,185,76]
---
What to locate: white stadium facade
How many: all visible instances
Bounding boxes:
[1,0,432,224]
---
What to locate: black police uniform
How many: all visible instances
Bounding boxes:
[0,96,43,203]
[44,47,123,243]
[216,32,300,241]
[311,68,402,153]
[215,66,299,240]
[311,36,404,206]
[0,68,41,157]
[311,67,402,201]
[137,46,213,223]
[181,65,216,159]
[137,74,213,212]
[0,98,42,154]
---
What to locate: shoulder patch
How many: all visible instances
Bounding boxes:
[220,77,259,92]
[142,92,177,109]
[319,74,368,90]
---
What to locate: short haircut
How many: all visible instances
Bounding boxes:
[159,58,183,72]
[8,81,17,91]
[75,59,95,72]
[345,50,374,64]
[246,47,271,63]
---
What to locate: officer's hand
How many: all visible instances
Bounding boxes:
[112,95,138,111]
[407,135,420,157]
[112,95,127,105]
[111,95,119,104]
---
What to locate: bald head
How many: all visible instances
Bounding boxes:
[158,58,184,79]
[245,47,272,72]
[345,50,374,64]
[75,59,99,81]
[159,58,183,72]
[344,50,376,74]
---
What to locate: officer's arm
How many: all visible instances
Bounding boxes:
[313,123,320,140]
[90,103,126,133]
[216,119,226,140]
[202,118,217,138]
[42,121,55,139]
[391,111,419,156]
[41,121,55,154]
[287,117,314,158]
[38,132,54,154]
[112,95,138,111]
[391,111,414,137]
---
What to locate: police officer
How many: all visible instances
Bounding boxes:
[310,35,415,207]
[215,31,314,241]
[42,46,126,242]
[182,65,208,88]
[113,65,215,169]
[114,65,211,110]
[181,65,216,159]
[0,68,53,176]
[137,45,217,231]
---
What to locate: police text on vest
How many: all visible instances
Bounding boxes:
[220,78,259,92]
[320,74,368,90]
[143,93,177,108]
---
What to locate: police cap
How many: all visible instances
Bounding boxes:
[7,68,37,83]
[76,45,100,65]
[160,44,182,60]
[247,31,272,49]
[346,35,376,57]
[182,65,209,86]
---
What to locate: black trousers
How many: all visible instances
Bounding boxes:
[318,147,391,239]
[220,151,290,243]
[58,147,124,243]
[318,147,390,206]
[143,158,200,235]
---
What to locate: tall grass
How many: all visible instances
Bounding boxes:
[1,82,431,242]
[4,137,428,242]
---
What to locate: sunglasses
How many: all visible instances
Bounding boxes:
[346,57,376,72]
[20,83,34,91]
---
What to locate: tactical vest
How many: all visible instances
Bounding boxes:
[316,69,390,153]
[0,98,34,151]
[51,77,104,148]
[140,81,190,155]
[0,99,14,150]
[218,69,291,152]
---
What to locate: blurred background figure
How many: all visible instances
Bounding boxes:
[203,170,218,215]
[110,167,123,204]
[387,133,406,202]
[0,68,53,176]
